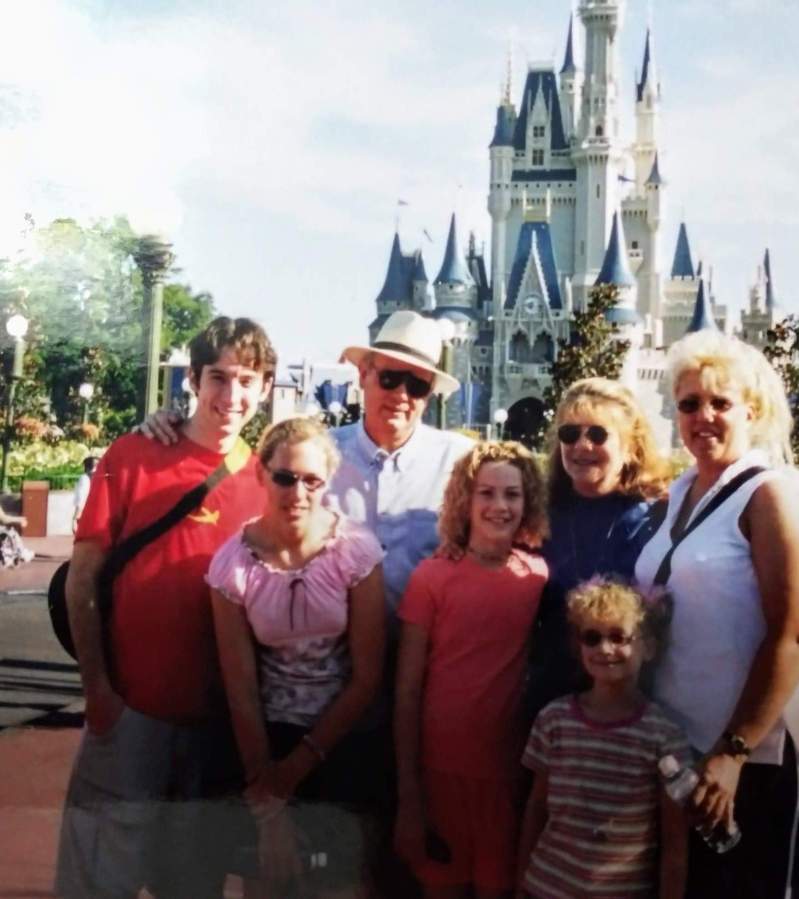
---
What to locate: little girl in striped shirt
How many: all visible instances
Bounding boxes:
[516,578,690,899]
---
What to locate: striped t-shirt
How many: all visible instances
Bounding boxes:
[522,695,690,897]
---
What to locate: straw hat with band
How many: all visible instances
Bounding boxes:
[340,310,460,397]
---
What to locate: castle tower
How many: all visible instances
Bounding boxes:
[595,211,642,389]
[640,153,664,321]
[370,233,428,340]
[740,249,780,349]
[686,279,718,334]
[488,72,515,318]
[633,29,660,194]
[433,213,476,309]
[558,15,582,141]
[572,0,626,310]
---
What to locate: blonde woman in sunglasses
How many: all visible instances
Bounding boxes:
[635,331,799,898]
[207,416,386,899]
[527,378,670,720]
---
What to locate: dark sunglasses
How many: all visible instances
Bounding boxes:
[557,424,609,446]
[676,396,734,415]
[376,368,433,399]
[579,628,636,648]
[269,468,326,492]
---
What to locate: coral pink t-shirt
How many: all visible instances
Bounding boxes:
[207,515,384,727]
[398,550,548,779]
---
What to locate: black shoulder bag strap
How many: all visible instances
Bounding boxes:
[652,465,765,587]
[49,437,252,659]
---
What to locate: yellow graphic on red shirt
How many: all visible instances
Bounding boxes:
[188,506,219,525]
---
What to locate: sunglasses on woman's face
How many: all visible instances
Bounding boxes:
[579,628,636,648]
[375,368,433,399]
[268,468,326,492]
[557,424,609,446]
[676,395,734,415]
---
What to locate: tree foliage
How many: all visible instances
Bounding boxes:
[533,282,631,447]
[0,216,215,441]
[763,316,799,457]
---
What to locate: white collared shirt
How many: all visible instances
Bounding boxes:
[326,421,473,623]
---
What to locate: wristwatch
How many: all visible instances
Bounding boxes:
[722,730,752,758]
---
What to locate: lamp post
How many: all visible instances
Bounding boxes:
[436,319,456,430]
[328,400,343,427]
[1,314,29,493]
[132,233,174,419]
[493,407,508,441]
[78,381,94,425]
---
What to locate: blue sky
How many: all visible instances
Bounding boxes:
[0,0,796,367]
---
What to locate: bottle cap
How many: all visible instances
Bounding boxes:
[658,755,679,777]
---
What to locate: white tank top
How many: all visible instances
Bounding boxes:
[635,450,798,763]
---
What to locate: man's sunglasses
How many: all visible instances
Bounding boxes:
[676,396,734,415]
[376,368,433,399]
[579,628,636,648]
[557,424,609,446]
[269,468,326,492]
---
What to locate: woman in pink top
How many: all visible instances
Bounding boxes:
[207,416,385,899]
[394,441,549,899]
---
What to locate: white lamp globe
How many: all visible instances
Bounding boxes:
[6,314,29,339]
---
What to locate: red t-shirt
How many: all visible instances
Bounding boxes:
[398,551,548,779]
[76,432,264,723]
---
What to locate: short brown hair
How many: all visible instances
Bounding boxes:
[438,440,548,549]
[189,316,277,382]
[256,416,340,478]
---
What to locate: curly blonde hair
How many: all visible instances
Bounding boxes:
[256,416,341,477]
[547,378,669,502]
[567,577,671,649]
[667,330,793,466]
[438,441,548,549]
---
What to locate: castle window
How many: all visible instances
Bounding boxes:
[532,125,545,138]
[532,149,544,166]
[595,125,604,137]
[596,184,601,199]
[631,240,639,250]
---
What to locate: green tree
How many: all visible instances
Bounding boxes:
[533,282,631,447]
[763,316,799,457]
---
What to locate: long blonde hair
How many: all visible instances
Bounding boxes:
[547,378,669,502]
[667,331,793,466]
[438,441,548,549]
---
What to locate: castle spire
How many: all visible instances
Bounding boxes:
[686,279,718,333]
[671,223,695,279]
[375,232,406,304]
[434,213,474,286]
[595,212,634,288]
[646,153,663,186]
[636,28,657,103]
[504,43,513,105]
[560,15,576,74]
[764,249,775,310]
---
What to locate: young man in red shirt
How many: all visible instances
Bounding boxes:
[55,317,276,899]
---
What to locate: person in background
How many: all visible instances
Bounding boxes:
[517,578,690,899]
[0,504,33,567]
[72,455,97,534]
[208,416,385,899]
[394,441,549,899]
[635,330,799,898]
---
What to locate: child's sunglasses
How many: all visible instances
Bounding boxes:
[269,468,326,492]
[557,424,609,446]
[579,628,636,647]
[376,368,433,399]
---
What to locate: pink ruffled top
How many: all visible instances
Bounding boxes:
[207,514,384,726]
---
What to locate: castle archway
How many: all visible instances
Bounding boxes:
[503,397,545,448]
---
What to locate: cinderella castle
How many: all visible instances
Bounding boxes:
[366,0,780,446]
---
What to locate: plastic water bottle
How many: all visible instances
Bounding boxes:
[659,755,741,853]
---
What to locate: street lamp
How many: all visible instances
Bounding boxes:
[1,314,29,493]
[78,381,94,425]
[131,223,175,419]
[328,400,344,427]
[436,318,456,430]
[493,407,508,441]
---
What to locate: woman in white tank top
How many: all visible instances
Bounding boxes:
[635,330,799,899]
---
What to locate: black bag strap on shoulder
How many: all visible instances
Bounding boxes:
[652,465,765,587]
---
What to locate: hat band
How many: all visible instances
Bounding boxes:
[372,341,439,370]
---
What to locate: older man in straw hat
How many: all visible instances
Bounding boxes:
[330,310,472,629]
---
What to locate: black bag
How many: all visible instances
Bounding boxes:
[47,437,251,659]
